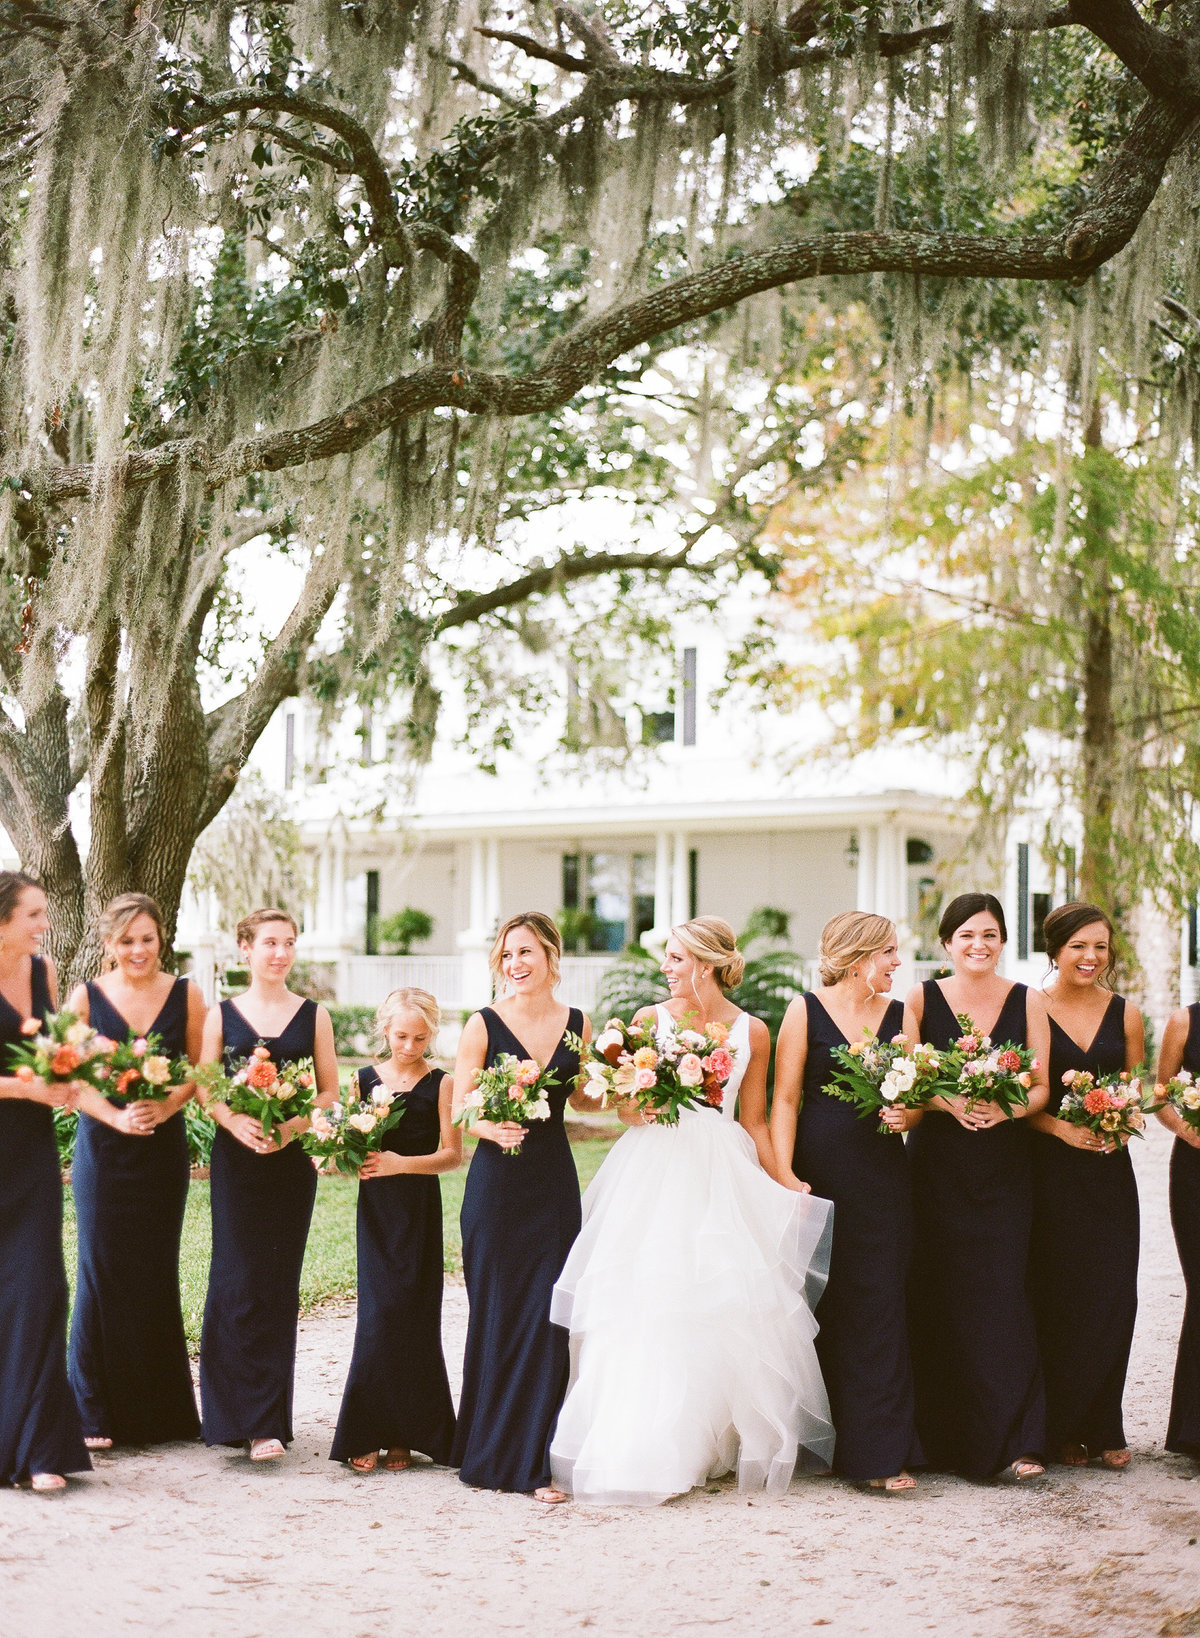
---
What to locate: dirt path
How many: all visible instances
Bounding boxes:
[3,1125,1198,1638]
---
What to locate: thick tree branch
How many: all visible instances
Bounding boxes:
[1067,0,1200,104]
[474,25,588,73]
[435,545,704,631]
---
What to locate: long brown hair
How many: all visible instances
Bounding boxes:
[1042,901,1118,989]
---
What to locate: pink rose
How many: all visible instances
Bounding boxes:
[131,1037,148,1057]
[252,1045,272,1060]
[634,1067,657,1091]
[678,1053,703,1087]
[93,1036,116,1054]
[515,1059,541,1087]
[703,1048,734,1082]
[956,1034,979,1053]
[20,1017,39,1036]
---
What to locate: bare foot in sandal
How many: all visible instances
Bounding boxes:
[866,1472,917,1493]
[84,1437,113,1451]
[249,1438,286,1462]
[1101,1448,1131,1469]
[348,1451,379,1473]
[29,1473,67,1493]
[1002,1457,1045,1482]
[533,1486,568,1504]
[383,1448,411,1472]
[1059,1442,1088,1467]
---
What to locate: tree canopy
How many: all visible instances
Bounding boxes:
[0,0,1197,972]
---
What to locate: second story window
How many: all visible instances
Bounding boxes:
[681,647,697,746]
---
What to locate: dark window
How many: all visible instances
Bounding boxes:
[1189,899,1198,969]
[906,837,934,865]
[1064,846,1077,902]
[284,713,295,790]
[642,710,675,745]
[365,870,380,955]
[1017,843,1030,960]
[688,848,698,920]
[681,648,697,747]
[1032,892,1053,955]
[562,853,580,911]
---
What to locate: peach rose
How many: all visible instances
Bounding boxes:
[515,1059,541,1087]
[678,1053,703,1087]
[706,1021,730,1046]
[20,1017,40,1036]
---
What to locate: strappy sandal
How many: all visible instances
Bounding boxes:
[249,1438,286,1462]
[1059,1443,1089,1468]
[29,1473,67,1493]
[348,1452,379,1473]
[860,1473,917,1493]
[997,1458,1045,1484]
[383,1449,411,1472]
[84,1437,113,1451]
[1100,1449,1131,1470]
[532,1486,569,1504]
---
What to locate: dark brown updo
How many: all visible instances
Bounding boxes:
[1042,902,1117,988]
[939,892,1007,946]
[0,870,43,925]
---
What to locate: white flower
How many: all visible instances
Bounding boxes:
[1182,1088,1200,1111]
[348,1111,377,1134]
[371,1087,394,1106]
[1179,1070,1195,1086]
[141,1055,172,1086]
[464,1089,485,1109]
[65,1020,91,1046]
[529,1097,551,1120]
[880,1073,900,1102]
[595,1028,624,1057]
[678,1030,705,1050]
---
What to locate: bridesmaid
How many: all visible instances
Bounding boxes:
[904,891,1051,1482]
[198,909,338,1460]
[330,986,461,1472]
[772,911,923,1492]
[0,870,90,1492]
[1158,987,1200,1460]
[451,911,592,1501]
[1028,903,1143,1470]
[67,893,205,1449]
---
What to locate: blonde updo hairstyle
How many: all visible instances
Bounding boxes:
[489,911,562,991]
[236,907,299,947]
[818,911,896,986]
[376,986,441,1058]
[671,916,746,992]
[98,892,166,972]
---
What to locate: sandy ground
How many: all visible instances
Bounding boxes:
[4,1125,1199,1638]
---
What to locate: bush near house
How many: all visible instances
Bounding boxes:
[329,1004,378,1057]
[379,907,434,955]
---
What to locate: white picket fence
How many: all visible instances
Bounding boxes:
[339,953,619,1013]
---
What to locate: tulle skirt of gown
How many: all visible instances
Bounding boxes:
[550,1111,834,1506]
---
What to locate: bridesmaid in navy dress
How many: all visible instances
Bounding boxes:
[67,893,205,1449]
[772,912,923,1492]
[1158,993,1200,1459]
[198,909,338,1461]
[904,892,1051,1482]
[331,985,461,1472]
[1028,903,1143,1470]
[451,912,592,1502]
[0,871,90,1492]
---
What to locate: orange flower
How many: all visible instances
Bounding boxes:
[706,1021,730,1046]
[115,1068,141,1096]
[50,1044,82,1076]
[246,1060,278,1090]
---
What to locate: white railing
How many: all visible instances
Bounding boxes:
[340,954,472,1010]
[913,959,948,984]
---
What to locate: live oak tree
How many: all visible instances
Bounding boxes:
[1,0,1198,977]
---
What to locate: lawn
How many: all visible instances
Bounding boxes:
[62,1133,619,1354]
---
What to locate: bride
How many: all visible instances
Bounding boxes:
[550,916,834,1506]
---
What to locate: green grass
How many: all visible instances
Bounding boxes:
[62,1133,619,1354]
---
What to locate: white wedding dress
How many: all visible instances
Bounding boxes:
[549,1006,835,1506]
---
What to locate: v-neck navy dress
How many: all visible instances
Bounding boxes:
[907,980,1045,1477]
[330,1064,456,1465]
[452,1006,583,1491]
[1168,1002,1200,1458]
[792,993,923,1481]
[0,955,90,1484]
[1029,994,1138,1457]
[68,977,200,1445]
[199,998,319,1447]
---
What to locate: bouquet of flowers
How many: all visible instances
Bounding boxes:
[573,1014,736,1126]
[454,1053,556,1155]
[937,1013,1038,1119]
[96,1031,187,1104]
[826,1032,942,1133]
[1159,1068,1200,1137]
[195,1044,316,1140]
[304,1078,404,1175]
[1056,1068,1159,1145]
[9,1010,113,1090]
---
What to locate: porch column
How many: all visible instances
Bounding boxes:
[646,832,673,949]
[456,838,494,1010]
[855,826,878,914]
[670,830,690,926]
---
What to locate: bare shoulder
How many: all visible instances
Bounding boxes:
[631,1005,659,1028]
[902,982,925,1016]
[779,994,807,1032]
[1163,1006,1191,1040]
[460,1011,490,1044]
[1023,986,1051,1019]
[746,1014,771,1050]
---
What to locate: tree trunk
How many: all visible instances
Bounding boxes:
[1077,402,1118,913]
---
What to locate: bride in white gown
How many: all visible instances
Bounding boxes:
[550,916,834,1506]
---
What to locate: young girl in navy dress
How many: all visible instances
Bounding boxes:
[67,893,206,1450]
[198,909,339,1461]
[1157,991,1200,1460]
[451,912,593,1503]
[904,892,1051,1483]
[772,912,923,1493]
[1028,903,1143,1470]
[0,871,90,1492]
[331,986,461,1473]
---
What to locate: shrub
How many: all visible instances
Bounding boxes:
[329,1003,377,1056]
[378,907,434,955]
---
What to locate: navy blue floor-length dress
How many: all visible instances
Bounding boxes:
[793,993,923,1481]
[452,1007,582,1492]
[0,955,90,1485]
[199,999,318,1447]
[1168,1002,1200,1458]
[330,1064,456,1464]
[908,980,1045,1478]
[69,978,200,1445]
[1029,994,1138,1457]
